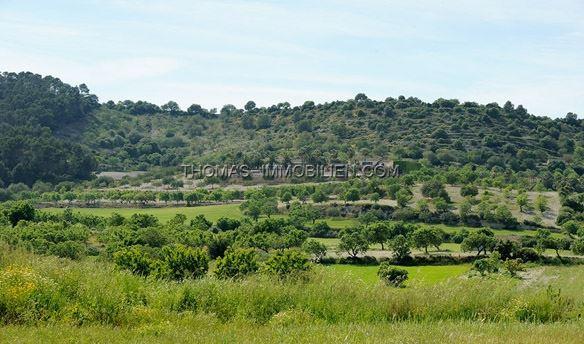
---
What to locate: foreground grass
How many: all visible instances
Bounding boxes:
[3,320,584,343]
[1,247,583,342]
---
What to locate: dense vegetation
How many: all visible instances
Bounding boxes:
[89,94,584,176]
[2,71,583,188]
[0,72,98,186]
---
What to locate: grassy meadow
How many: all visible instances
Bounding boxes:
[1,246,584,343]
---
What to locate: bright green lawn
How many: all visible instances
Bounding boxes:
[328,264,470,285]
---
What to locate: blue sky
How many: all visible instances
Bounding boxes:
[1,0,583,117]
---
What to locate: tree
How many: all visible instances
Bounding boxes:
[244,100,256,111]
[2,201,36,226]
[460,184,478,197]
[535,194,549,214]
[338,227,370,258]
[389,235,411,262]
[516,192,529,213]
[433,197,450,213]
[280,191,293,205]
[459,198,473,220]
[343,188,360,203]
[421,179,450,201]
[302,239,327,262]
[185,191,203,206]
[366,222,392,250]
[311,190,328,203]
[187,103,204,115]
[168,213,187,226]
[563,221,582,237]
[536,229,563,260]
[472,255,499,276]
[494,204,518,228]
[161,101,181,115]
[113,246,154,276]
[461,231,496,256]
[396,189,413,208]
[410,226,444,254]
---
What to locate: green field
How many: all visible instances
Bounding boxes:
[44,204,243,222]
[43,205,359,229]
[328,264,471,285]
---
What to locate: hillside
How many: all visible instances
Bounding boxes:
[86,94,584,176]
[1,72,584,187]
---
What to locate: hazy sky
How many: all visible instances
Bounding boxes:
[1,0,583,117]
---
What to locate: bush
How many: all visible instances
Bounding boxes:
[49,240,85,260]
[460,184,479,197]
[158,244,209,280]
[377,262,408,287]
[214,248,259,279]
[263,249,310,279]
[502,258,525,277]
[472,257,499,276]
[216,217,240,231]
[310,221,336,238]
[113,246,154,276]
[515,247,540,262]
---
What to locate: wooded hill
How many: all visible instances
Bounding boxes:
[1,71,583,186]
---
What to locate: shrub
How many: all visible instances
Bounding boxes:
[310,221,335,238]
[128,213,159,228]
[262,249,310,279]
[472,257,499,276]
[460,184,479,197]
[214,248,259,279]
[377,262,408,287]
[572,238,584,255]
[49,240,85,260]
[502,258,525,277]
[216,217,240,231]
[515,247,540,262]
[158,244,209,280]
[113,246,154,276]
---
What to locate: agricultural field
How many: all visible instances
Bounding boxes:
[44,204,244,223]
[43,205,359,229]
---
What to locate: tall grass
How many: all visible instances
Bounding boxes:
[0,245,581,327]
